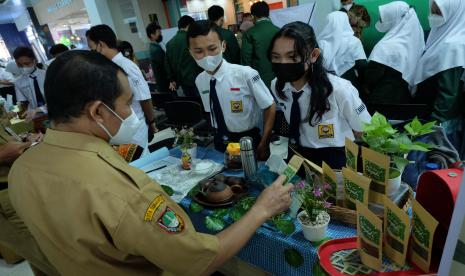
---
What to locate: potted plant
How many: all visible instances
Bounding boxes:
[174,127,196,169]
[296,180,332,242]
[362,113,436,193]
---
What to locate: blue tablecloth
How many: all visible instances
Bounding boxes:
[168,147,357,276]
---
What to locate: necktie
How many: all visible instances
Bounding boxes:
[209,78,228,137]
[289,91,304,145]
[30,75,45,107]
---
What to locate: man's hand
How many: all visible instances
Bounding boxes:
[26,132,44,143]
[169,82,177,92]
[0,142,31,165]
[256,141,270,161]
[252,176,293,220]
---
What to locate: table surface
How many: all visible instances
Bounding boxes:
[168,147,357,276]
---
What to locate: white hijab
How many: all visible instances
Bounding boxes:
[369,1,425,86]
[318,11,367,76]
[414,0,465,84]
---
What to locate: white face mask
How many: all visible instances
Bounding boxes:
[343,3,353,11]
[375,20,395,33]
[428,14,446,28]
[21,66,35,75]
[195,51,223,72]
[96,104,141,145]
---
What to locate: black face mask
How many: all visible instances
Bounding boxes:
[272,62,307,82]
[156,35,163,43]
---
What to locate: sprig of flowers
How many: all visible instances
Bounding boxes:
[173,126,195,149]
[295,180,332,222]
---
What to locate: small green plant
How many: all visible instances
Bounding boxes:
[295,180,332,224]
[362,112,436,172]
[173,126,195,150]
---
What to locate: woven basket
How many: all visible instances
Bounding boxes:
[328,186,414,226]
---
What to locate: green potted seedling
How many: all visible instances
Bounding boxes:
[362,113,436,193]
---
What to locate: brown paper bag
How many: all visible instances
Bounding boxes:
[322,162,337,202]
[342,167,371,209]
[356,201,383,271]
[362,147,390,205]
[410,199,439,273]
[345,138,359,172]
[383,196,411,266]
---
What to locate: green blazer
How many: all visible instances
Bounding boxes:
[414,67,464,122]
[164,30,202,88]
[148,42,169,92]
[218,28,240,64]
[241,19,279,87]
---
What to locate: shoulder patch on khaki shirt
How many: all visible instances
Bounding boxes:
[144,194,165,221]
[157,206,185,234]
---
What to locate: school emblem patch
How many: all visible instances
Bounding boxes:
[144,195,165,222]
[230,100,243,113]
[157,207,185,233]
[318,124,334,139]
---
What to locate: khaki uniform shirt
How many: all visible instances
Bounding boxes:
[0,126,12,183]
[8,129,219,276]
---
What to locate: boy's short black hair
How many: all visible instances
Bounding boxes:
[178,15,195,29]
[208,5,224,22]
[49,44,69,57]
[45,50,128,123]
[13,47,35,60]
[87,24,118,49]
[117,40,134,59]
[186,20,223,46]
[251,1,270,18]
[146,22,161,38]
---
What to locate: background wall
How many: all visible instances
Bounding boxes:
[356,0,430,53]
[0,23,30,54]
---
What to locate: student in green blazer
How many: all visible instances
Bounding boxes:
[146,23,169,93]
[413,0,465,123]
[207,5,240,64]
[241,1,279,88]
[164,16,203,97]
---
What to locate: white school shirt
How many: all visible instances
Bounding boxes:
[195,60,274,133]
[112,52,151,149]
[271,74,371,148]
[14,68,46,110]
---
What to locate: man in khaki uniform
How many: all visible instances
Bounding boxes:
[0,127,57,275]
[8,50,293,275]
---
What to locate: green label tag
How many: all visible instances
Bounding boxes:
[360,215,381,244]
[345,180,364,202]
[413,212,430,247]
[364,160,386,183]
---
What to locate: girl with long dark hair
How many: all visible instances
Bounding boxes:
[269,22,371,169]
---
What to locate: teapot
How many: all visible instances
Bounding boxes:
[201,181,234,203]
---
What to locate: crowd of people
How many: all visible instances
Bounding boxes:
[0,0,464,275]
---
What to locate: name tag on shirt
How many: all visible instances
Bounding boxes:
[201,90,209,95]
[230,100,243,113]
[230,88,240,92]
[318,124,334,139]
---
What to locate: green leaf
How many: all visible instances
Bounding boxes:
[189,202,203,213]
[392,156,411,172]
[312,261,328,276]
[229,206,246,222]
[211,208,228,218]
[404,124,415,136]
[414,141,434,150]
[205,216,225,231]
[188,185,200,198]
[161,185,174,196]
[275,219,296,235]
[284,248,304,268]
[311,237,331,247]
[237,196,256,211]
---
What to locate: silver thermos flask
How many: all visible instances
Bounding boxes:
[240,137,257,180]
